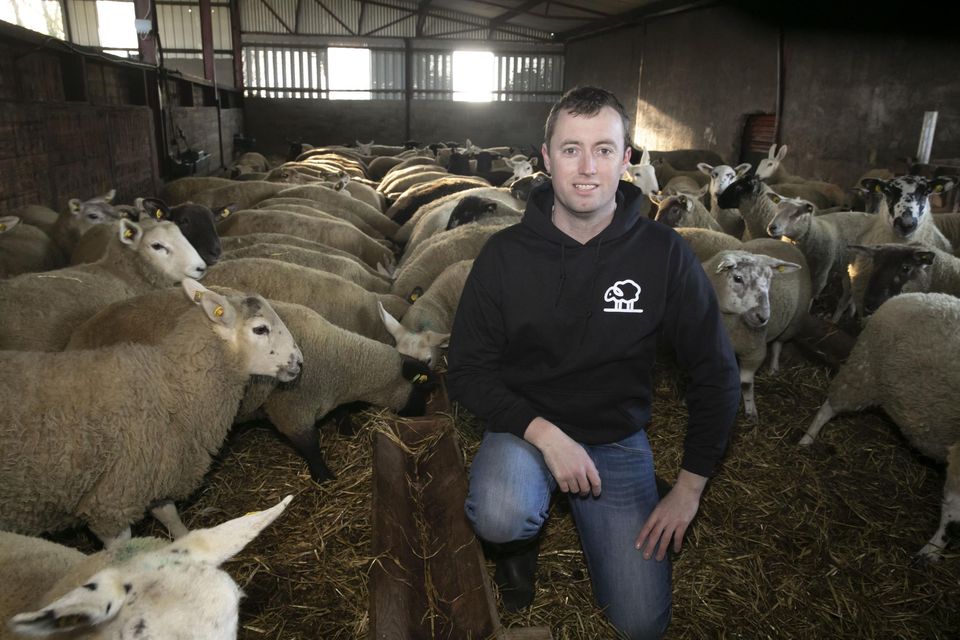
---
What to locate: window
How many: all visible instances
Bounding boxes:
[96,0,137,56]
[494,53,563,102]
[452,50,494,102]
[1,0,65,39]
[328,47,370,100]
[243,46,325,99]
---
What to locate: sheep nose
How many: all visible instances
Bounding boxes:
[752,311,769,327]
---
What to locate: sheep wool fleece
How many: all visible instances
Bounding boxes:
[447,180,740,477]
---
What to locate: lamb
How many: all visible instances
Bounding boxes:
[381,170,453,199]
[846,243,959,315]
[798,292,960,562]
[755,144,849,207]
[0,217,64,277]
[202,257,409,343]
[16,190,126,262]
[378,164,449,194]
[0,218,206,351]
[378,259,473,367]
[0,496,291,640]
[384,175,492,225]
[228,150,270,177]
[651,192,724,232]
[161,176,235,205]
[702,248,803,419]
[697,161,751,237]
[508,171,551,202]
[253,201,385,240]
[217,209,394,269]
[650,157,710,191]
[499,154,539,188]
[396,186,522,249]
[848,175,956,314]
[392,222,509,300]
[68,289,434,483]
[647,148,725,171]
[622,148,660,195]
[0,279,302,545]
[765,194,877,319]
[223,242,391,293]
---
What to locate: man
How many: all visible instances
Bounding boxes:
[445,86,740,639]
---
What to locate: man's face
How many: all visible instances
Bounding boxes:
[542,106,631,220]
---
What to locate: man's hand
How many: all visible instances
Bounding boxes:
[524,417,601,497]
[634,470,707,561]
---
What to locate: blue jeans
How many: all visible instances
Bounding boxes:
[465,429,672,640]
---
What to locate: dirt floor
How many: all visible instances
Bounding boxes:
[48,345,959,639]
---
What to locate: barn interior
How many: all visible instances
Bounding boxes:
[1,0,959,638]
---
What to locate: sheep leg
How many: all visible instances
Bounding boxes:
[767,341,783,374]
[916,445,960,563]
[283,426,336,484]
[740,366,758,421]
[831,272,854,323]
[150,500,190,539]
[799,399,836,445]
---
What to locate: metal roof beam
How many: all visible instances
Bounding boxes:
[557,0,716,41]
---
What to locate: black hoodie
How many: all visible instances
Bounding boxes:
[446,180,740,477]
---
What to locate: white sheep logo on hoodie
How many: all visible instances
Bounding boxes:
[603,279,643,313]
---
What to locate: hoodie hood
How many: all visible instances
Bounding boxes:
[521,180,648,247]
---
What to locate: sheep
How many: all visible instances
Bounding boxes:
[68,289,435,483]
[185,179,285,210]
[851,168,896,213]
[202,257,408,343]
[755,144,850,207]
[379,156,440,181]
[21,190,125,261]
[266,185,400,239]
[384,175,492,225]
[0,217,64,277]
[218,231,381,274]
[378,259,472,367]
[0,495,291,640]
[217,209,394,269]
[846,243,959,315]
[253,194,395,239]
[392,221,510,300]
[622,148,660,195]
[647,148,725,171]
[378,164,449,194]
[9,204,59,235]
[381,170,453,199]
[650,157,710,191]
[933,212,960,248]
[651,193,723,232]
[675,227,746,263]
[0,279,302,545]
[849,175,956,314]
[161,176,235,205]
[368,154,407,180]
[798,292,960,562]
[499,154,539,188]
[252,201,385,240]
[71,199,226,266]
[222,243,391,293]
[717,173,780,240]
[396,186,522,248]
[445,195,513,230]
[228,150,270,177]
[0,218,206,352]
[702,249,802,419]
[509,171,551,202]
[765,194,878,319]
[698,161,751,237]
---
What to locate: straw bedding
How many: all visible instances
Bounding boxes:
[46,348,958,639]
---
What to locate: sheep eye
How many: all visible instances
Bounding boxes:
[253,325,270,336]
[901,264,912,273]
[732,275,744,284]
[150,242,168,253]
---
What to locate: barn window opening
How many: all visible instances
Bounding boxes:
[452,50,494,102]
[96,0,137,56]
[328,47,371,100]
[2,0,65,39]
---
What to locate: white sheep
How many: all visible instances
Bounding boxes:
[0,217,64,278]
[0,279,302,545]
[228,150,270,176]
[378,259,473,367]
[674,227,744,263]
[0,218,206,351]
[222,243,391,293]
[253,201,385,240]
[932,212,960,250]
[849,175,955,314]
[622,148,660,195]
[798,292,960,562]
[765,193,877,319]
[392,221,511,300]
[217,209,394,269]
[218,231,381,274]
[0,495,291,640]
[384,175,492,224]
[697,161,751,237]
[755,143,850,208]
[269,185,400,239]
[203,257,408,343]
[68,289,434,483]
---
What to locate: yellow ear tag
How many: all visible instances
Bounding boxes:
[874,184,882,192]
[220,209,230,218]
[772,195,780,203]
[154,209,163,219]
[214,305,225,317]
[935,184,944,192]
[413,373,427,384]
[193,291,204,302]
[123,228,134,239]
[776,265,785,272]
[0,223,6,232]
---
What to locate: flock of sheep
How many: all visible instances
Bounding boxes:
[0,134,957,637]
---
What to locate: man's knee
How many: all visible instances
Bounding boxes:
[465,498,545,543]
[607,601,671,640]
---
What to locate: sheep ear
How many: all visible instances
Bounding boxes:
[859,178,884,192]
[101,188,117,203]
[715,254,739,273]
[378,300,406,343]
[765,192,782,204]
[183,279,237,328]
[640,148,650,165]
[118,218,143,245]
[697,162,713,175]
[0,216,20,233]
[766,258,801,274]
[776,145,788,161]
[68,198,83,216]
[767,144,777,159]
[930,175,957,193]
[141,197,170,221]
[914,249,936,265]
[9,568,127,636]
[164,495,292,567]
[735,163,752,176]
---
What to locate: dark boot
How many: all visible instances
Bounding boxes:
[481,536,540,612]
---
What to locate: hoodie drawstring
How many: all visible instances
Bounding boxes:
[554,243,567,307]
[578,239,603,346]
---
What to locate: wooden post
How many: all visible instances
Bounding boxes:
[199,0,215,82]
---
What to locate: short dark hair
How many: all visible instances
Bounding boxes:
[544,86,631,151]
